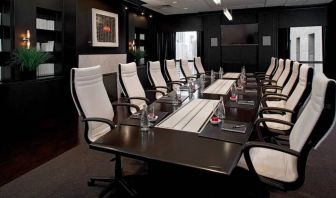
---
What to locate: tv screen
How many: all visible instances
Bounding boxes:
[221,24,258,45]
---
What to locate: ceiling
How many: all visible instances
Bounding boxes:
[141,0,333,15]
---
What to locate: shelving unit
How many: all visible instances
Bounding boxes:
[35,7,63,77]
[0,0,12,81]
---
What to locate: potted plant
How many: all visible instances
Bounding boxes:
[131,48,146,66]
[8,47,52,80]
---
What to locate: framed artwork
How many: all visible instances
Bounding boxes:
[92,8,119,47]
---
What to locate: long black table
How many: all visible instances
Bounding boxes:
[90,77,259,175]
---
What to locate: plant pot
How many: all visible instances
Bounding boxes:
[13,68,36,80]
[21,69,37,80]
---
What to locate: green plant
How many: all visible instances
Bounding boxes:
[131,48,146,62]
[8,47,52,71]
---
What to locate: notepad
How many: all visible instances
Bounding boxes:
[221,122,247,133]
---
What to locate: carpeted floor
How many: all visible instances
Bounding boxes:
[0,128,335,198]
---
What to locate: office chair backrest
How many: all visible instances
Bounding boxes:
[272,58,285,82]
[119,62,146,113]
[282,61,301,96]
[276,59,292,91]
[164,59,180,82]
[289,73,335,190]
[194,57,205,74]
[70,65,113,143]
[290,73,335,153]
[180,59,193,79]
[285,65,313,121]
[147,61,168,99]
[266,57,277,77]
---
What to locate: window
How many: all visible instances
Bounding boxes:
[308,33,315,61]
[175,31,197,78]
[290,26,323,73]
[296,37,300,61]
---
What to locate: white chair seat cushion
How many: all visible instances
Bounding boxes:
[238,147,298,182]
[259,113,292,130]
[265,100,286,108]
[90,123,111,142]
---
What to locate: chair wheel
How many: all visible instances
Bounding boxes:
[88,180,95,186]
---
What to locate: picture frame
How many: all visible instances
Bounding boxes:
[92,8,119,47]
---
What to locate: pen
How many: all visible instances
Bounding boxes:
[232,124,245,128]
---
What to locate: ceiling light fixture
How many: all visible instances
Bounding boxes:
[213,0,221,5]
[172,1,177,4]
[223,8,232,21]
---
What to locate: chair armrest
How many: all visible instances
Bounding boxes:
[261,79,277,84]
[242,141,300,183]
[112,103,140,112]
[152,86,171,92]
[262,93,289,99]
[125,97,150,104]
[82,117,116,129]
[243,141,300,157]
[262,85,283,92]
[167,81,184,86]
[255,118,294,139]
[258,107,295,117]
[260,96,288,107]
[145,89,166,96]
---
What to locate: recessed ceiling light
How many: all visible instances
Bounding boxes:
[183,7,188,10]
[172,1,177,4]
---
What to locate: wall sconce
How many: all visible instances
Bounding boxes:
[128,40,136,51]
[23,30,31,49]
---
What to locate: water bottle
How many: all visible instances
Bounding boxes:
[140,104,149,131]
[218,96,226,121]
[241,66,246,84]
[219,67,223,79]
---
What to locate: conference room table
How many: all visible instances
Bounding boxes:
[90,74,259,176]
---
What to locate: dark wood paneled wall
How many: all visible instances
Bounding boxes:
[326,1,336,79]
[158,5,330,73]
[76,0,126,55]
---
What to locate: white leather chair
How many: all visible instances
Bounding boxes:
[147,61,171,99]
[70,65,139,196]
[258,65,313,134]
[260,58,284,85]
[256,57,278,81]
[180,59,197,80]
[194,57,206,75]
[238,73,336,191]
[119,62,165,113]
[164,59,185,90]
[262,59,293,94]
[263,61,301,97]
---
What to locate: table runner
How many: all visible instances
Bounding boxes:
[222,72,240,79]
[156,99,219,133]
[203,79,235,95]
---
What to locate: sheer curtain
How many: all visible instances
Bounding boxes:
[176,32,197,78]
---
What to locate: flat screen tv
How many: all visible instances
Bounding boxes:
[221,24,258,45]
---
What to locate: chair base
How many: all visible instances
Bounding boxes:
[88,176,137,197]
